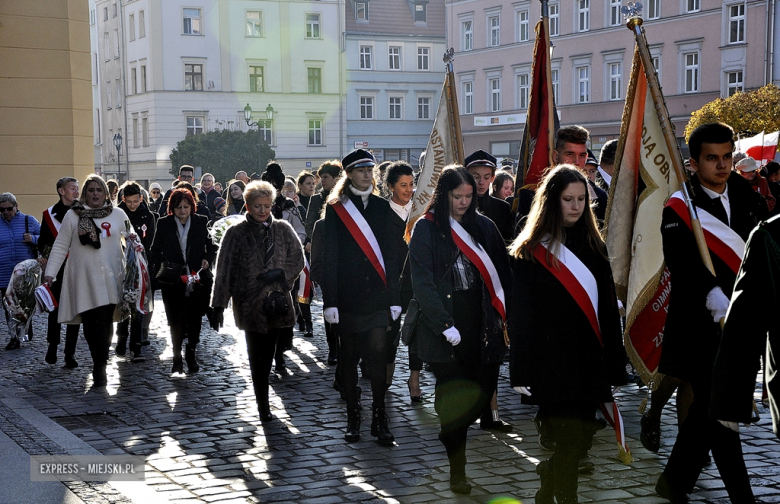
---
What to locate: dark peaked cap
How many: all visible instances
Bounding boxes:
[465,149,497,170]
[342,149,376,171]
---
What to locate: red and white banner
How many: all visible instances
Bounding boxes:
[735,131,779,165]
[666,192,746,275]
[332,199,387,286]
[533,240,600,341]
[297,258,313,304]
[424,213,506,321]
[600,401,633,465]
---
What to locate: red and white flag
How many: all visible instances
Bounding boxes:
[735,131,779,165]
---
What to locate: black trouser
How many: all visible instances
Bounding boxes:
[273,327,293,367]
[339,326,387,409]
[81,304,115,371]
[46,312,79,354]
[245,330,281,406]
[116,312,143,353]
[662,373,755,502]
[538,402,598,503]
[170,316,202,352]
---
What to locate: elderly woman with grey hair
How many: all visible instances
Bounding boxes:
[211,181,304,422]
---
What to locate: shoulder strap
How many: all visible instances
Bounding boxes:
[25,214,29,233]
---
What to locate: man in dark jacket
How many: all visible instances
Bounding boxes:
[656,122,763,504]
[116,182,158,361]
[160,165,204,216]
[40,178,80,365]
[465,150,514,243]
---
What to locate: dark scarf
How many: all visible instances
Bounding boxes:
[71,200,113,249]
[247,214,274,268]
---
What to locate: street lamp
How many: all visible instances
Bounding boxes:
[113,133,123,180]
[244,103,274,175]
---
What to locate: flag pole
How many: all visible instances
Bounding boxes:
[443,48,465,165]
[540,0,554,165]
[624,4,717,277]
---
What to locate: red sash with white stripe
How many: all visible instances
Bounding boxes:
[297,258,313,304]
[43,206,61,238]
[666,192,746,275]
[424,213,506,322]
[332,199,387,286]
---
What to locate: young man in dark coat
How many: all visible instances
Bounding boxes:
[655,122,764,504]
[40,177,81,367]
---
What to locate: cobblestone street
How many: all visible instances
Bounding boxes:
[2,294,780,503]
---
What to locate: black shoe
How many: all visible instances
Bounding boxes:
[5,338,20,351]
[63,354,78,369]
[449,475,472,495]
[275,365,289,377]
[304,321,313,338]
[535,460,555,504]
[577,458,595,475]
[45,344,57,364]
[345,408,361,442]
[92,367,107,386]
[259,400,273,422]
[115,336,127,357]
[407,379,423,403]
[481,418,513,433]
[171,354,184,374]
[129,351,146,363]
[327,350,338,365]
[370,406,395,446]
[655,474,689,503]
[534,413,556,450]
[640,413,661,453]
[185,345,199,373]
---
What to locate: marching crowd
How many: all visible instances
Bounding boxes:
[1,120,778,503]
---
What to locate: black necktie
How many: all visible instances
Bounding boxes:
[710,196,729,226]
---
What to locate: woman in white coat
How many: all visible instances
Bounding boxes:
[44,174,129,386]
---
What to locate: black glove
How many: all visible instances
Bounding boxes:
[257,268,285,284]
[210,307,224,331]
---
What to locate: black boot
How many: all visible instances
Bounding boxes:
[258,388,273,422]
[115,336,127,356]
[185,344,200,373]
[304,319,313,338]
[535,460,555,504]
[92,365,107,386]
[370,405,395,446]
[45,344,57,364]
[345,407,361,442]
[171,347,184,374]
[63,354,78,369]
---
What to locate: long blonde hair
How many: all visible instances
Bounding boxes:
[326,166,380,205]
[509,165,605,266]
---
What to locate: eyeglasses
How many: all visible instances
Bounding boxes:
[151,190,160,194]
[180,175,193,180]
[0,206,14,212]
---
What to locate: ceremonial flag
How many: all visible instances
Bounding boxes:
[406,58,463,240]
[735,131,779,165]
[604,47,680,386]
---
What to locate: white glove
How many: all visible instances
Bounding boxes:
[718,420,740,433]
[705,286,730,323]
[390,306,402,321]
[443,326,461,346]
[323,307,339,324]
[513,386,532,396]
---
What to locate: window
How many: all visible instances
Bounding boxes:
[185,64,203,91]
[577,65,590,103]
[418,97,431,119]
[129,14,136,41]
[249,66,264,92]
[489,15,500,46]
[308,67,322,93]
[116,78,121,107]
[463,81,474,114]
[517,10,529,42]
[258,120,272,144]
[389,97,402,119]
[462,20,473,51]
[103,32,110,61]
[187,116,204,135]
[549,3,560,35]
[359,45,373,70]
[114,29,120,58]
[183,8,202,35]
[113,3,117,18]
[308,119,323,146]
[551,68,560,104]
[417,47,430,70]
[647,0,660,19]
[414,2,427,22]
[727,70,743,96]
[388,46,401,70]
[360,96,374,119]
[578,0,590,31]
[609,0,621,26]
[90,9,96,26]
[93,53,98,85]
[687,0,700,12]
[131,67,137,94]
[246,11,263,37]
[490,78,501,112]
[729,4,745,44]
[139,10,146,38]
[517,73,530,109]
[684,51,699,93]
[141,65,147,92]
[609,62,622,100]
[306,13,321,38]
[95,109,101,144]
[651,55,661,81]
[133,118,139,148]
[106,81,112,108]
[355,2,368,20]
[142,117,149,147]
[104,7,108,21]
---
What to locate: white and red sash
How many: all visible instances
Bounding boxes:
[424,213,506,322]
[297,257,313,304]
[42,206,61,238]
[666,192,746,275]
[332,199,387,286]
[533,240,600,342]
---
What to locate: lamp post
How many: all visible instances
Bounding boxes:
[244,103,274,176]
[113,133,123,181]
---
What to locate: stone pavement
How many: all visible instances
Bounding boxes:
[2,294,780,504]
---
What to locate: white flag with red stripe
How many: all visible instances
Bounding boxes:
[735,131,779,165]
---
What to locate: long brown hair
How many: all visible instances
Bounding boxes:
[509,165,605,266]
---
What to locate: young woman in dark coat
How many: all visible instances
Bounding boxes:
[408,165,512,495]
[321,149,401,445]
[150,188,217,375]
[508,165,626,504]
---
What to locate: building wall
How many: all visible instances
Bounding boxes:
[0,0,95,212]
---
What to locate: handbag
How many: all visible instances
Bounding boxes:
[400,298,420,346]
[263,290,289,319]
[156,261,187,284]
